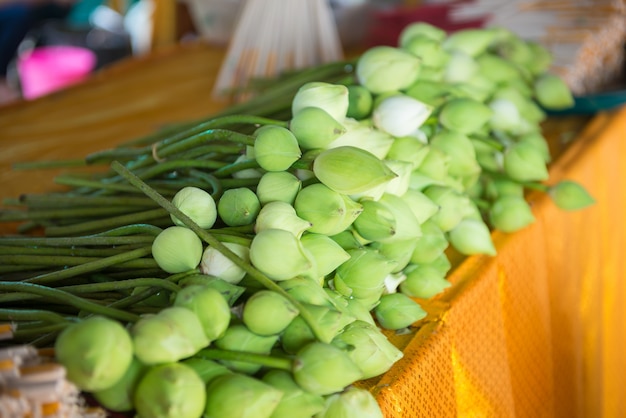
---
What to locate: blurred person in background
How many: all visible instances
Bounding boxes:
[0,0,76,104]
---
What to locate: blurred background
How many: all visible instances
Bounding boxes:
[0,0,624,106]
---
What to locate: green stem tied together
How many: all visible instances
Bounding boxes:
[0,282,140,322]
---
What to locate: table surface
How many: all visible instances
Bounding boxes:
[0,41,233,203]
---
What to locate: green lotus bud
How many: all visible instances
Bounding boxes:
[403,34,450,68]
[182,357,232,384]
[328,229,365,251]
[318,386,384,418]
[423,185,470,231]
[92,357,147,412]
[460,72,497,101]
[289,106,347,150]
[152,226,203,274]
[178,273,245,306]
[410,220,448,264]
[134,363,206,418]
[497,37,534,70]
[294,183,363,236]
[400,189,439,224]
[517,131,551,163]
[313,146,397,195]
[328,118,395,159]
[448,218,496,256]
[414,146,450,182]
[475,52,523,83]
[430,130,480,177]
[250,229,315,281]
[231,151,264,179]
[429,252,453,275]
[400,264,450,299]
[371,238,419,273]
[132,307,209,365]
[405,79,454,108]
[218,187,261,226]
[385,136,430,167]
[281,315,316,354]
[400,22,447,45]
[383,159,415,196]
[378,193,422,242]
[243,290,299,336]
[548,180,595,211]
[442,50,478,83]
[204,373,283,418]
[534,73,574,110]
[503,141,549,182]
[372,94,432,138]
[439,97,493,135]
[214,324,279,374]
[300,233,351,278]
[324,288,376,326]
[471,137,502,172]
[256,171,302,205]
[170,186,217,229]
[489,195,536,233]
[352,199,397,242]
[346,85,374,120]
[292,81,349,122]
[356,46,421,94]
[255,201,312,238]
[374,293,427,330]
[279,276,335,306]
[55,316,133,392]
[262,369,326,418]
[488,98,522,133]
[443,28,498,56]
[485,178,525,200]
[333,248,397,304]
[525,41,552,75]
[293,342,363,395]
[173,285,231,341]
[300,303,357,343]
[493,85,546,125]
[253,125,302,172]
[200,242,249,284]
[332,320,403,379]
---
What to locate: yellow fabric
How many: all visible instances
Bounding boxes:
[365,106,626,417]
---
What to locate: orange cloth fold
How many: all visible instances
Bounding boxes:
[370,107,626,417]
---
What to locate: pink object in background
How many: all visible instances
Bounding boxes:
[17,46,97,100]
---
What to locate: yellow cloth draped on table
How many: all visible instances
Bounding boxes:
[366,107,626,417]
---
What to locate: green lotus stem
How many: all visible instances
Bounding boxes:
[0,205,156,222]
[121,114,289,149]
[0,308,70,324]
[0,245,146,257]
[111,161,328,342]
[212,160,261,178]
[53,175,145,193]
[470,135,506,152]
[0,254,151,268]
[0,235,154,248]
[0,278,180,304]
[22,246,153,285]
[187,169,222,196]
[12,322,70,340]
[44,208,168,237]
[0,282,140,322]
[17,194,157,208]
[133,160,229,182]
[196,348,292,371]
